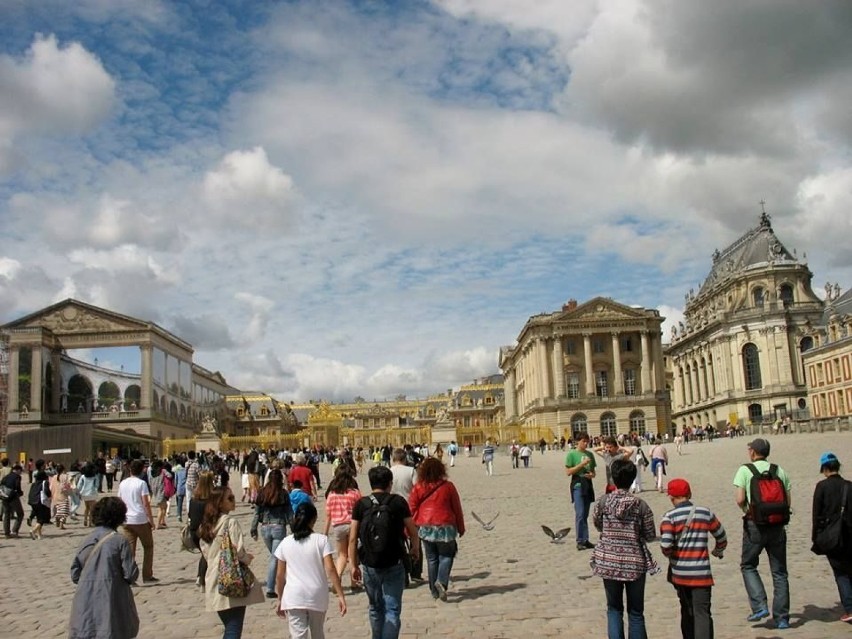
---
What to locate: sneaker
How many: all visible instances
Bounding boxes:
[746,609,770,622]
[265,592,277,599]
[775,619,790,630]
[841,613,852,623]
[435,582,448,602]
[582,541,596,549]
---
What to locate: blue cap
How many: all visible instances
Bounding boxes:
[819,452,839,471]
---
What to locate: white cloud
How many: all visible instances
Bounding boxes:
[234,292,275,344]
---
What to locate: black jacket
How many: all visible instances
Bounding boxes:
[812,474,852,566]
[1,472,23,498]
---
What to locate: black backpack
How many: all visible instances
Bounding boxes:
[746,463,790,526]
[359,494,399,566]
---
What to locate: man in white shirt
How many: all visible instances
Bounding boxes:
[390,448,421,583]
[117,459,157,582]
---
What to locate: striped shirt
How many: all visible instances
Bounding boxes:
[325,489,362,526]
[659,501,727,587]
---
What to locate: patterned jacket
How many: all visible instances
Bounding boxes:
[591,490,658,581]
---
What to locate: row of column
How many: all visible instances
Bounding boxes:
[675,351,718,409]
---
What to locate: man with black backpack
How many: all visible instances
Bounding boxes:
[733,438,792,630]
[349,465,420,639]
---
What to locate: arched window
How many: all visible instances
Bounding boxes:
[748,403,763,424]
[571,413,587,436]
[629,410,646,435]
[601,412,617,437]
[779,284,794,308]
[742,344,762,390]
[753,287,765,309]
[799,336,814,353]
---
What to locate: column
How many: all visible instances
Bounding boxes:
[538,339,550,399]
[140,344,153,410]
[30,346,43,412]
[505,369,517,419]
[686,365,694,404]
[654,333,665,391]
[50,349,61,412]
[552,337,564,397]
[691,361,701,403]
[640,331,652,394]
[707,352,717,397]
[698,356,708,401]
[8,347,19,412]
[611,332,623,394]
[583,333,595,396]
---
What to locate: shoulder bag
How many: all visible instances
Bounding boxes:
[217,520,255,597]
[812,481,849,556]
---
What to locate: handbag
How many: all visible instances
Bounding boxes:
[217,520,255,597]
[180,521,199,553]
[0,483,13,501]
[812,482,848,556]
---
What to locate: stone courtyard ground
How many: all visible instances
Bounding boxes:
[1,432,850,639]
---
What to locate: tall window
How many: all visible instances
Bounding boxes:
[748,403,763,424]
[623,369,636,395]
[565,339,577,356]
[593,338,605,354]
[567,372,580,399]
[595,370,608,397]
[743,344,762,390]
[779,284,794,308]
[620,336,633,352]
[629,410,646,435]
[753,287,765,309]
[571,413,588,436]
[601,412,617,437]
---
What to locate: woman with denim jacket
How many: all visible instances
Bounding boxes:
[251,469,293,598]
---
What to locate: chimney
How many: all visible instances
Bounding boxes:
[562,298,578,312]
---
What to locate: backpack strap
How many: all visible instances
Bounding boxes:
[746,463,760,478]
[767,463,778,478]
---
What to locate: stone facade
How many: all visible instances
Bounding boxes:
[500,297,669,438]
[665,213,824,431]
[803,287,852,422]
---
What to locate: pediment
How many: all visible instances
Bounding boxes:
[557,297,649,323]
[4,299,151,335]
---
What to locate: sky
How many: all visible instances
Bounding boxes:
[1,1,850,403]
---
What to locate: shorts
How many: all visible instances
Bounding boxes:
[331,523,351,544]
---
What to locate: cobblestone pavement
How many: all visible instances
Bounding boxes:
[1,433,850,638]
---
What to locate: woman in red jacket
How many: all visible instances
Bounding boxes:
[408,457,465,601]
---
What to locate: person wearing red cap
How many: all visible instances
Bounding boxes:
[660,478,727,639]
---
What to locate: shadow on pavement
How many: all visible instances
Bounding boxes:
[452,582,527,601]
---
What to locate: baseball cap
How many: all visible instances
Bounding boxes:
[748,438,770,457]
[667,478,691,498]
[819,452,839,471]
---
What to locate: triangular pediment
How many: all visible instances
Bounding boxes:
[557,297,649,323]
[3,299,152,334]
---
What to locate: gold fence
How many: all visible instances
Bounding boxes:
[455,424,555,446]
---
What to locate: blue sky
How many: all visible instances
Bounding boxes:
[1,1,851,402]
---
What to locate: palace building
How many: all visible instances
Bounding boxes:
[499,297,669,439]
[665,212,825,431]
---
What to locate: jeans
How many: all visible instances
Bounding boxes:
[217,605,246,639]
[261,523,286,593]
[572,483,590,544]
[422,539,456,597]
[362,561,406,639]
[603,576,647,639]
[740,520,789,621]
[176,494,185,521]
[829,557,852,613]
[522,456,530,468]
[3,496,24,535]
[675,585,713,639]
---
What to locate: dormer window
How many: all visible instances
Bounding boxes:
[779,284,794,308]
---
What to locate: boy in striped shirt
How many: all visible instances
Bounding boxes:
[660,478,727,639]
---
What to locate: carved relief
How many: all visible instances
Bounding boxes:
[23,304,145,334]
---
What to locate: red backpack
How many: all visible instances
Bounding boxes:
[746,463,790,526]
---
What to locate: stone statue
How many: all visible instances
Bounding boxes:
[678,320,685,334]
[671,325,678,339]
[825,282,834,301]
[834,283,841,299]
[434,405,450,424]
[201,415,217,434]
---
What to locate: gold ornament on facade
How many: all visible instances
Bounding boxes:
[307,401,344,425]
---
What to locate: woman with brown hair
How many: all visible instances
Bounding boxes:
[323,467,362,591]
[198,487,263,639]
[189,471,215,588]
[250,468,292,598]
[408,457,465,601]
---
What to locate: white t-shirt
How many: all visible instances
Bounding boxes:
[118,476,150,525]
[274,533,333,612]
[391,464,416,501]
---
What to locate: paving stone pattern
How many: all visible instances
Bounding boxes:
[1,433,850,638]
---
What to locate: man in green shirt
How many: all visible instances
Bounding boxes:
[565,432,596,551]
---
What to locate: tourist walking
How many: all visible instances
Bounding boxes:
[519,443,533,468]
[190,471,216,588]
[408,457,465,601]
[174,460,187,523]
[77,463,100,526]
[591,459,658,639]
[274,501,347,638]
[198,486,264,639]
[1,463,24,538]
[732,438,791,629]
[27,469,51,540]
[565,432,596,551]
[117,459,157,583]
[482,439,495,476]
[660,479,728,639]
[447,441,458,467]
[68,497,140,639]
[349,466,420,639]
[649,440,669,492]
[811,452,852,624]
[251,468,293,599]
[323,467,362,592]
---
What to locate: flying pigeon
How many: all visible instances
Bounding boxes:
[541,525,571,543]
[471,511,500,531]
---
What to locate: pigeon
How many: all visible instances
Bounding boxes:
[541,525,571,543]
[471,511,500,531]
